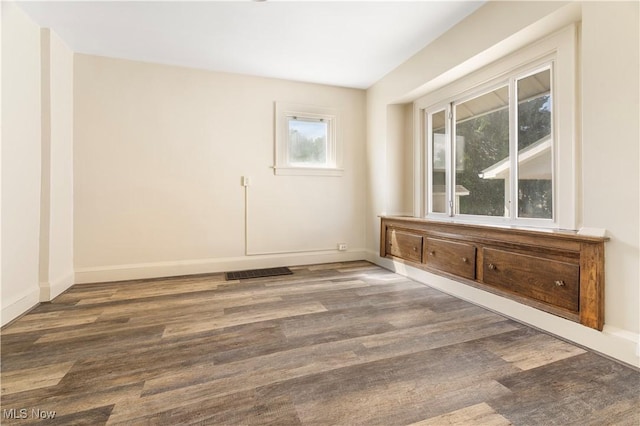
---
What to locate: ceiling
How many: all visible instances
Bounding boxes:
[16,1,484,89]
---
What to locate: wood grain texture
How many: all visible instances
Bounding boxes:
[425,237,476,280]
[1,261,637,425]
[482,247,580,312]
[387,229,423,263]
[409,402,512,426]
[579,242,605,330]
[381,216,607,329]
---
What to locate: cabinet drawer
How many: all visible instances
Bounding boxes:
[483,248,579,312]
[386,229,423,263]
[425,238,476,280]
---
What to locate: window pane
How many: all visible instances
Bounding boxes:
[455,86,509,217]
[288,119,328,166]
[517,69,552,219]
[431,110,447,213]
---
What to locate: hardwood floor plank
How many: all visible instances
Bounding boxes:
[162,301,328,338]
[2,325,167,373]
[36,321,174,344]
[336,264,382,273]
[113,319,517,423]
[0,362,74,395]
[2,314,100,335]
[113,390,302,426]
[409,402,512,426]
[354,280,427,296]
[357,313,515,351]
[0,383,143,425]
[491,351,640,425]
[0,405,114,426]
[1,261,637,425]
[487,332,587,370]
[40,405,115,426]
[306,261,372,271]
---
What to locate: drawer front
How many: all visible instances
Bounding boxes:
[386,229,423,263]
[483,248,579,312]
[425,238,476,280]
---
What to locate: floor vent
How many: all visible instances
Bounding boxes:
[225,267,293,281]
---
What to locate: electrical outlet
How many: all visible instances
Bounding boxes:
[338,243,347,251]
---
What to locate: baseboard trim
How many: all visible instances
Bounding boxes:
[368,252,640,368]
[75,250,368,284]
[1,289,40,327]
[40,272,75,301]
[602,325,640,359]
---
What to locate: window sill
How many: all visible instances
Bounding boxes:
[273,166,344,177]
[422,214,560,231]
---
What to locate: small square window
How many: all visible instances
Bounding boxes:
[288,117,328,166]
[275,102,342,176]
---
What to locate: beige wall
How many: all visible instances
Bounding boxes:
[366,1,639,366]
[73,55,366,282]
[384,103,414,217]
[40,29,75,300]
[1,6,74,325]
[1,2,42,324]
[581,1,639,340]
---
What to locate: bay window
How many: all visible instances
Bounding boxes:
[416,25,577,229]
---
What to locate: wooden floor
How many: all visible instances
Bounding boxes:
[1,261,638,425]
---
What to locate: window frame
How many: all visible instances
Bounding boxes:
[274,102,342,176]
[425,104,452,218]
[414,24,578,230]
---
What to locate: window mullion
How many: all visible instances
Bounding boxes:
[425,111,433,216]
[447,104,455,217]
[508,78,518,221]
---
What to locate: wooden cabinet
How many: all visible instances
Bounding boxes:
[380,216,607,330]
[425,237,476,280]
[386,228,422,263]
[482,248,580,312]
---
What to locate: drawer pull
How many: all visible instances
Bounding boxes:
[488,263,496,270]
[413,247,417,251]
[429,251,435,256]
[462,257,468,263]
[554,280,566,287]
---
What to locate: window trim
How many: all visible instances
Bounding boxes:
[425,104,452,218]
[274,102,342,176]
[413,24,578,230]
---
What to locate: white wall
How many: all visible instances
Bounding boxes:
[581,1,639,342]
[73,55,366,282]
[366,1,640,366]
[1,2,42,325]
[38,29,75,301]
[384,104,413,217]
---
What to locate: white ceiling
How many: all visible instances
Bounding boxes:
[17,1,484,89]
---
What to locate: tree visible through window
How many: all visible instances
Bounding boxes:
[455,85,510,217]
[274,102,341,176]
[288,118,328,166]
[426,65,554,222]
[517,69,552,219]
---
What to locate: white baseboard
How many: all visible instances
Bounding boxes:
[602,325,640,359]
[75,249,368,284]
[40,271,75,301]
[1,289,40,327]
[366,251,640,368]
